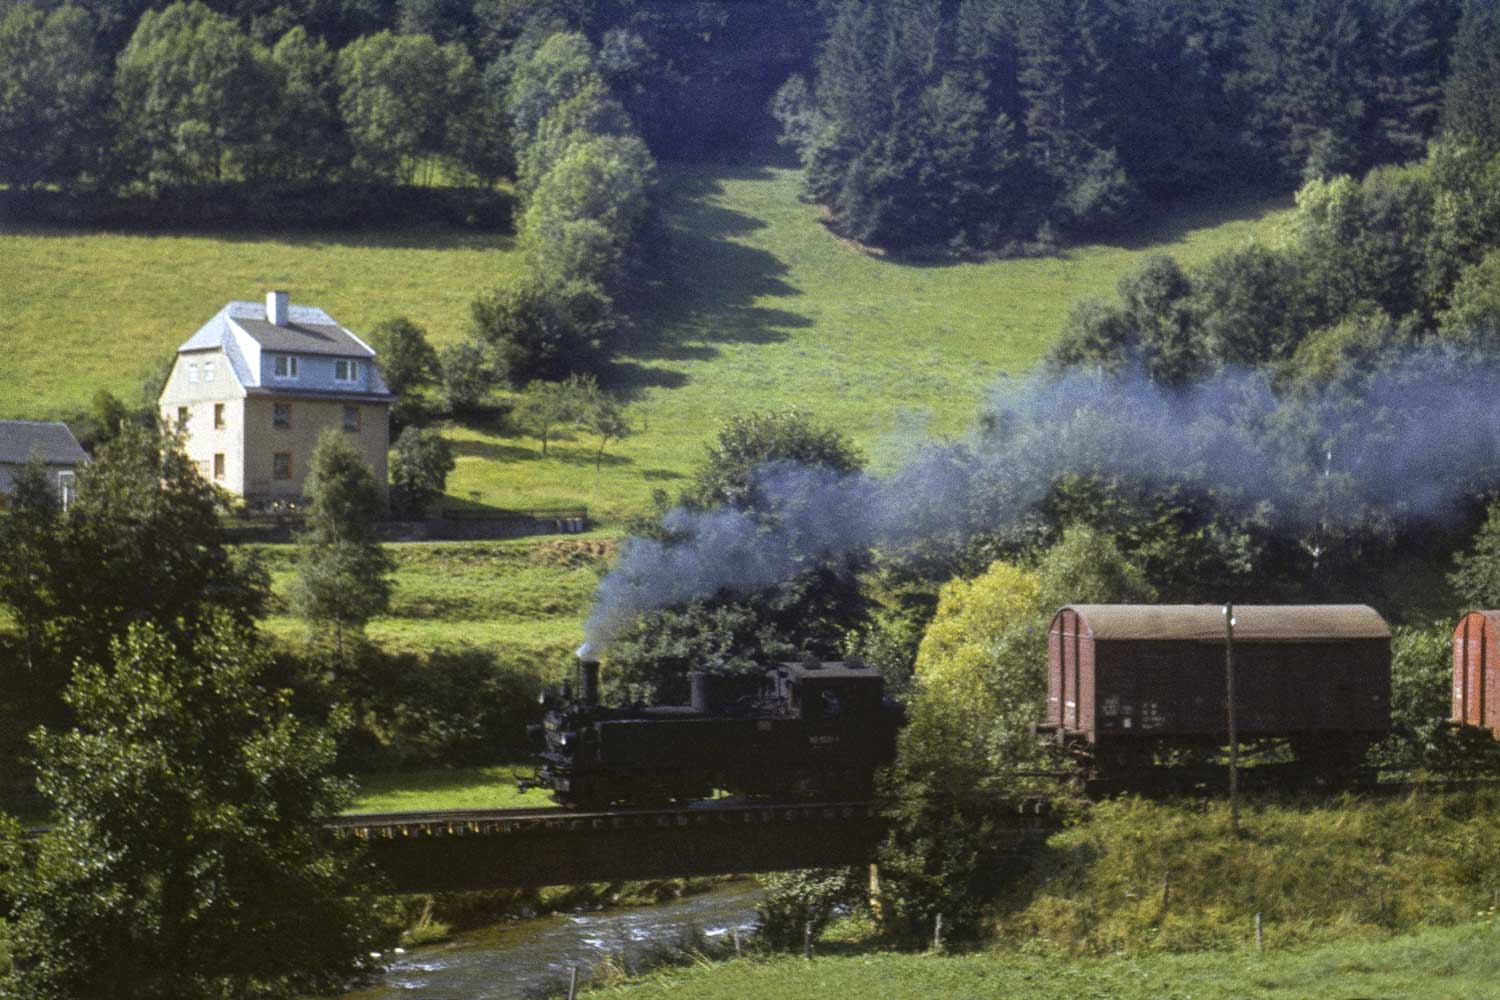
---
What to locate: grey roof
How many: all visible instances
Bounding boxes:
[0,420,88,466]
[1057,605,1391,642]
[180,300,375,359]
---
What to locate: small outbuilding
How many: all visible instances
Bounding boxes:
[0,420,88,507]
[1046,605,1391,765]
[1452,611,1500,739]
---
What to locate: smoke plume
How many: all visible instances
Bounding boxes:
[585,347,1500,648]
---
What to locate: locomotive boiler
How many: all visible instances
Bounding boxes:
[1041,604,1392,783]
[523,649,904,809]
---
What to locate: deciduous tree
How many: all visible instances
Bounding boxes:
[5,618,378,999]
[388,425,455,518]
[0,458,61,675]
[0,3,108,190]
[54,421,269,672]
[293,429,393,669]
[369,315,440,427]
[113,1,274,189]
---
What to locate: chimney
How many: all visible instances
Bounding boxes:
[267,290,289,326]
[576,643,600,707]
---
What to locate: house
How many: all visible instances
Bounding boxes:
[0,420,88,507]
[158,291,392,508]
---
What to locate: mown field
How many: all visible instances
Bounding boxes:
[3,166,1292,525]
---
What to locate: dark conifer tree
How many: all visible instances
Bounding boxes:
[1444,0,1500,153]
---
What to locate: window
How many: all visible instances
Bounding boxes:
[334,359,360,382]
[213,403,225,429]
[213,453,225,480]
[342,405,361,432]
[273,452,292,480]
[203,361,215,382]
[187,363,199,384]
[176,406,189,427]
[273,355,299,379]
[57,471,75,510]
[273,402,291,430]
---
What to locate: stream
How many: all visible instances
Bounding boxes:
[344,882,764,1000]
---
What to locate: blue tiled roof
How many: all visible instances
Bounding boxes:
[0,420,88,466]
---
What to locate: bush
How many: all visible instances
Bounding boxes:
[877,560,1051,944]
[756,868,864,951]
[389,426,455,519]
[439,338,495,415]
[336,646,543,770]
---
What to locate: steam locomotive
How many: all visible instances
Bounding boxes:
[521,648,904,809]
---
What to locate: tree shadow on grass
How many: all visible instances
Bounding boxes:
[450,438,537,463]
[543,445,635,470]
[609,164,811,394]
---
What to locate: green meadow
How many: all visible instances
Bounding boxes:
[3,166,1292,525]
[587,920,1500,1000]
[445,167,1293,523]
[257,536,612,678]
[0,224,522,417]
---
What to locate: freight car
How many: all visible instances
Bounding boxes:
[1452,611,1500,739]
[522,651,904,809]
[1040,604,1392,784]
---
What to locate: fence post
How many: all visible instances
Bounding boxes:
[1255,912,1263,952]
[567,966,578,1000]
[933,913,944,953]
[1161,871,1171,914]
[732,927,742,957]
[804,921,813,960]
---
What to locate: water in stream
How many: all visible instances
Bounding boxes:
[345,883,764,1000]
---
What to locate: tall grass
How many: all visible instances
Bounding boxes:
[575,919,1500,1000]
[990,790,1500,956]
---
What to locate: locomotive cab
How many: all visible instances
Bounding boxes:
[773,661,886,722]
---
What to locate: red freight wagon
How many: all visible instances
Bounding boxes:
[1452,611,1500,739]
[1045,605,1391,778]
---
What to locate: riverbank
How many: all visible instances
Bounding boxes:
[353,882,763,999]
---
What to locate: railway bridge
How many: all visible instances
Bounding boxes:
[331,798,1057,892]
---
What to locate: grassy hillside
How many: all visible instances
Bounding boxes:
[258,536,612,679]
[0,225,523,418]
[2,167,1292,525]
[447,167,1294,523]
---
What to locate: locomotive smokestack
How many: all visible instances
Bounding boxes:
[576,642,600,707]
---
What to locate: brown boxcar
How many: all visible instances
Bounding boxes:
[1452,611,1500,738]
[1046,605,1391,775]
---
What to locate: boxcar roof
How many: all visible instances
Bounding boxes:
[1058,605,1390,642]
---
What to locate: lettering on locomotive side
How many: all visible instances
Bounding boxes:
[808,735,839,746]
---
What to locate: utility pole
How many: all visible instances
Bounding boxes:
[1223,603,1240,837]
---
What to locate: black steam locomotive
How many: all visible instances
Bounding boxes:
[522,651,904,809]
